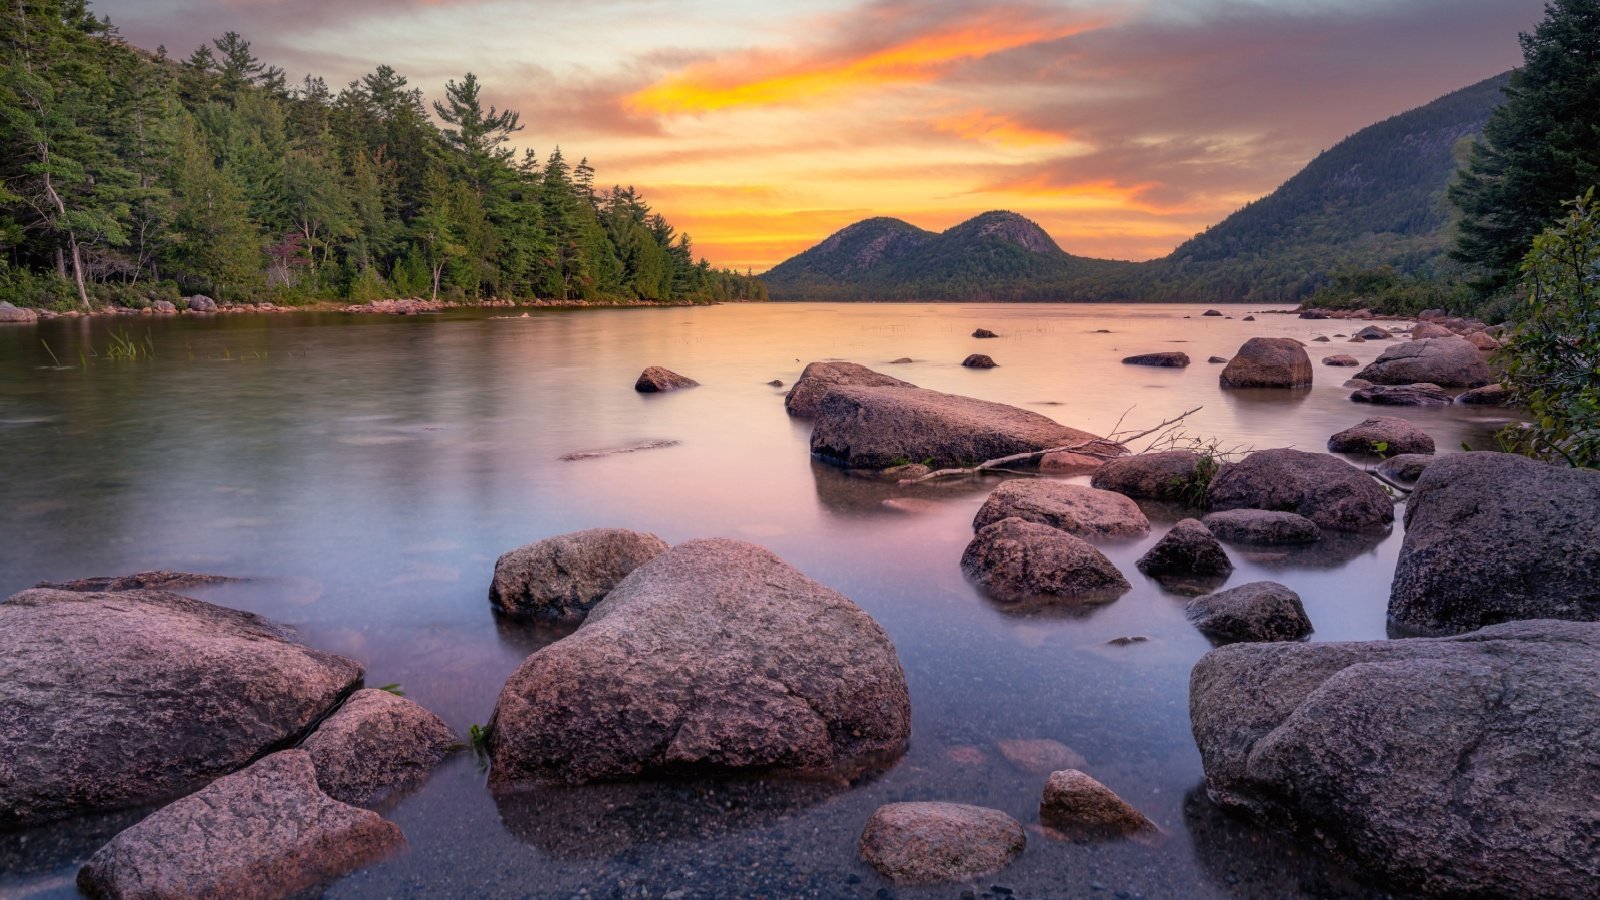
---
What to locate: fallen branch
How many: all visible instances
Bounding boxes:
[901,406,1202,484]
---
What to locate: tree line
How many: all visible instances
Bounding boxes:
[0,0,766,309]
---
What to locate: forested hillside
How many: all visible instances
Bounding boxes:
[0,1,765,309]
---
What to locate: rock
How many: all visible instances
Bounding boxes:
[1457,383,1512,406]
[962,353,997,368]
[1186,582,1312,643]
[151,299,178,314]
[1242,315,1256,321]
[1201,509,1321,545]
[1418,307,1446,321]
[973,480,1150,538]
[972,328,999,338]
[1202,309,1224,316]
[559,439,680,461]
[784,361,910,417]
[1039,770,1158,840]
[1298,309,1329,319]
[488,528,670,622]
[1375,453,1434,486]
[1354,337,1492,387]
[0,300,39,323]
[0,589,362,825]
[1350,382,1452,406]
[858,802,1025,885]
[77,751,404,900]
[1136,519,1233,577]
[487,539,911,785]
[1312,336,1331,342]
[634,366,698,393]
[995,738,1087,774]
[1353,325,1390,340]
[1207,356,1228,364]
[766,379,784,387]
[186,294,218,312]
[810,383,1110,470]
[1122,351,1190,367]
[888,357,914,364]
[1465,331,1500,351]
[1205,448,1392,532]
[1389,453,1600,634]
[1321,354,1359,367]
[1219,338,1313,389]
[1039,451,1106,475]
[1189,620,1600,898]
[961,518,1131,605]
[1327,416,1435,456]
[1343,378,1374,390]
[1089,450,1204,502]
[34,570,238,592]
[1411,322,1455,339]
[301,689,456,806]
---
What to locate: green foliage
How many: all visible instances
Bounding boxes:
[0,3,761,307]
[1451,0,1600,295]
[1496,191,1600,468]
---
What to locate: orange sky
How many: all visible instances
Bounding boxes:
[103,0,1543,272]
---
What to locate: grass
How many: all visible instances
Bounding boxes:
[102,327,155,361]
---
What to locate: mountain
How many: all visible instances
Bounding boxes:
[762,73,1511,302]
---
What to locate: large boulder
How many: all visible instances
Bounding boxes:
[487,539,911,785]
[77,751,404,900]
[1135,519,1232,578]
[1205,449,1392,533]
[1326,416,1435,456]
[1350,383,1452,406]
[1122,351,1190,367]
[1219,338,1313,389]
[961,518,1131,605]
[1389,452,1600,634]
[784,361,911,418]
[1089,450,1205,502]
[301,689,456,806]
[972,480,1150,538]
[1189,620,1600,897]
[185,294,218,312]
[810,384,1111,470]
[488,528,670,622]
[0,589,362,825]
[1201,509,1321,545]
[0,300,38,323]
[1039,769,1158,841]
[634,366,698,393]
[1354,337,1492,388]
[1186,582,1312,643]
[858,802,1025,885]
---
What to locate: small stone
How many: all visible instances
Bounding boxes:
[1121,352,1190,368]
[767,379,784,387]
[962,354,997,369]
[1322,355,1359,367]
[859,802,1025,885]
[634,366,698,393]
[973,328,999,338]
[1039,769,1158,840]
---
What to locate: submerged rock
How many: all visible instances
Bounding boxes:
[33,570,239,592]
[858,802,1025,885]
[962,353,997,369]
[1186,582,1312,643]
[995,738,1087,774]
[1205,449,1392,532]
[1350,382,1452,406]
[1353,325,1390,340]
[489,528,670,622]
[784,361,910,418]
[77,751,404,900]
[301,689,456,806]
[1039,450,1106,475]
[1375,453,1434,486]
[1089,450,1205,503]
[1122,351,1190,367]
[634,366,698,393]
[0,589,362,825]
[1201,509,1321,545]
[1327,416,1435,456]
[972,328,999,338]
[1219,338,1313,389]
[973,480,1150,539]
[1321,354,1359,367]
[488,539,911,785]
[1136,519,1232,578]
[1389,452,1600,634]
[1354,336,1491,387]
[1039,770,1158,841]
[1189,620,1600,898]
[1207,356,1228,364]
[961,518,1131,605]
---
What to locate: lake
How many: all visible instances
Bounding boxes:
[0,303,1517,898]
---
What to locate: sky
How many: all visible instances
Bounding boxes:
[96,0,1546,272]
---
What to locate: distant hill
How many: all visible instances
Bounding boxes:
[762,73,1511,302]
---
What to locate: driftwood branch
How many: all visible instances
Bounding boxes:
[901,406,1203,484]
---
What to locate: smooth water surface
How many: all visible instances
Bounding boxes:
[0,304,1517,899]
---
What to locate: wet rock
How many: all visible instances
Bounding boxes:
[1201,510,1321,545]
[34,570,239,592]
[858,802,1025,885]
[1186,582,1312,643]
[1189,620,1600,898]
[1242,315,1256,321]
[488,528,670,622]
[1039,770,1158,840]
[995,738,1087,774]
[1354,337,1492,388]
[973,480,1150,539]
[1202,309,1223,317]
[1411,322,1455,339]
[888,357,914,364]
[1121,351,1190,367]
[1219,338,1313,389]
[0,300,39,323]
[962,353,997,369]
[766,379,784,387]
[1343,378,1374,390]
[1089,450,1204,503]
[1136,519,1232,578]
[1039,451,1106,475]
[1312,335,1331,342]
[1345,335,1365,343]
[1205,448,1392,532]
[1389,452,1600,634]
[1327,416,1435,456]
[1375,453,1433,486]
[1353,325,1390,340]
[301,689,456,806]
[185,294,218,312]
[77,751,404,900]
[972,328,999,338]
[961,518,1131,605]
[1207,356,1228,364]
[559,439,680,461]
[634,366,699,393]
[1321,354,1359,367]
[488,539,911,785]
[0,589,362,825]
[810,383,1110,470]
[1457,383,1512,406]
[1350,382,1452,406]
[784,361,911,418]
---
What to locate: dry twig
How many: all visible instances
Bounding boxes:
[901,406,1203,484]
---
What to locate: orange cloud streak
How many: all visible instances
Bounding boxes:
[629,14,1105,115]
[933,110,1073,148]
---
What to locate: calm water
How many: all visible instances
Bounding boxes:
[0,303,1517,899]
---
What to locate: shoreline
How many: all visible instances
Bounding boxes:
[0,296,723,323]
